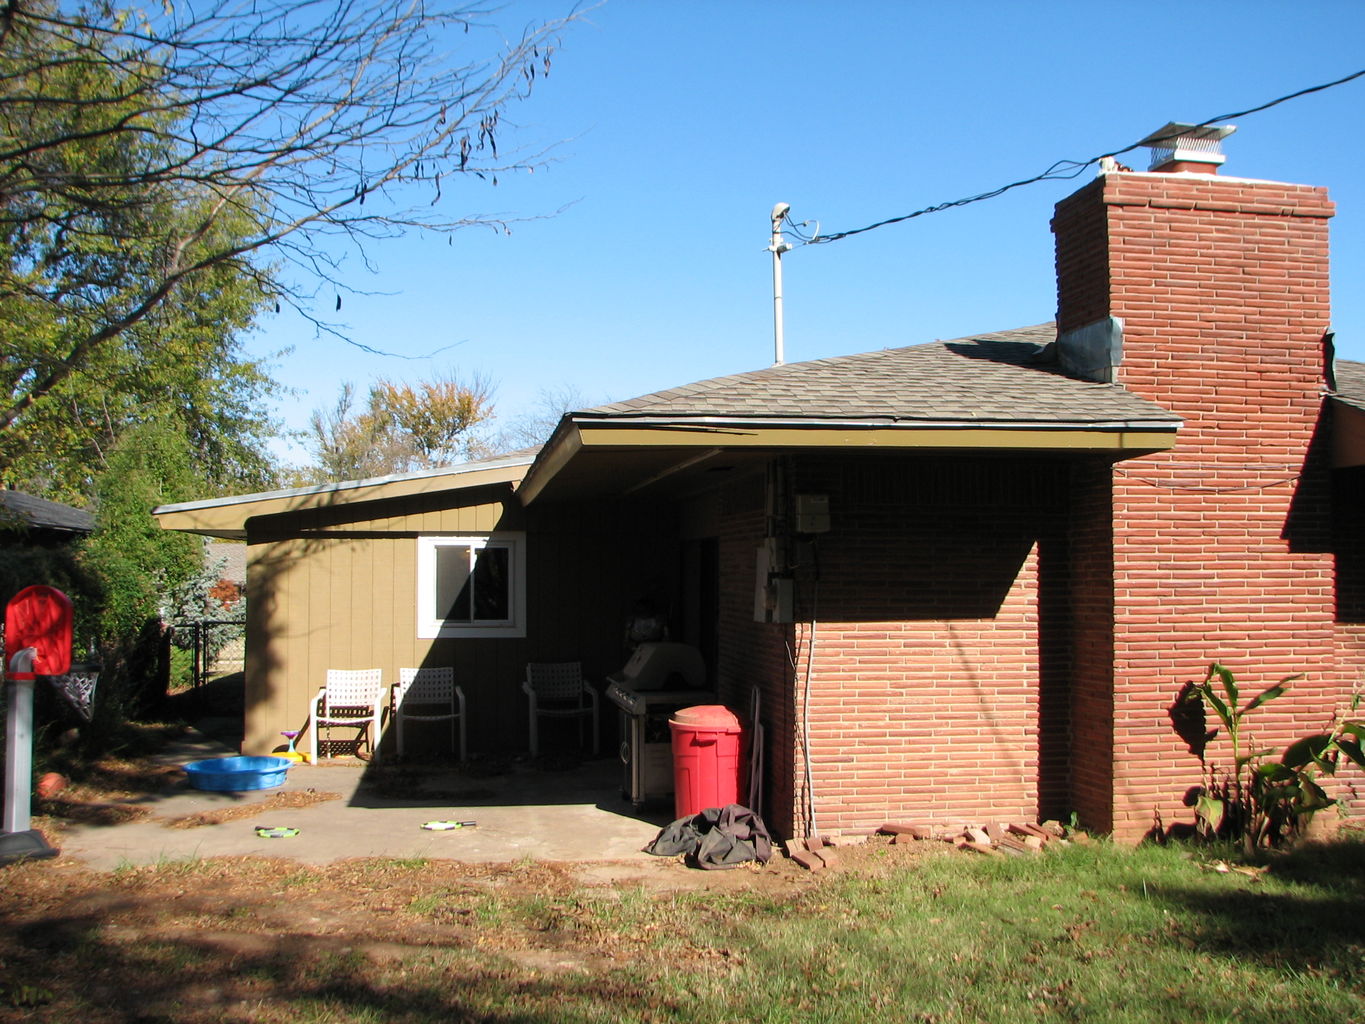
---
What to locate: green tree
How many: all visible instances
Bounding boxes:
[0,11,280,500]
[305,373,494,481]
[80,422,204,642]
[0,0,570,494]
[69,421,213,723]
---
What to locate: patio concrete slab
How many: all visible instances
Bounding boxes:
[52,729,672,872]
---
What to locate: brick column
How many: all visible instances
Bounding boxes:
[1053,170,1340,839]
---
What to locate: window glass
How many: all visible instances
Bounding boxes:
[417,534,525,638]
[435,544,473,621]
[472,544,510,620]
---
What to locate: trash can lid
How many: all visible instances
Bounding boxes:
[669,704,742,731]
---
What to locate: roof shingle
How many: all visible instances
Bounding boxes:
[1334,359,1365,413]
[0,490,95,534]
[578,324,1179,427]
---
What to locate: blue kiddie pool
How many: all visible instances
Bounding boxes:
[183,755,291,792]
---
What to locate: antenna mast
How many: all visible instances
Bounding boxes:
[768,202,792,366]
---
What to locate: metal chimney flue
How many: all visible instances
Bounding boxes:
[1140,121,1236,174]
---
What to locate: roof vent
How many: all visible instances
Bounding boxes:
[1140,121,1236,173]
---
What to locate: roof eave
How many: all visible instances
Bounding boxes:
[155,455,536,540]
[572,413,1182,432]
[1331,396,1365,468]
[516,415,1182,505]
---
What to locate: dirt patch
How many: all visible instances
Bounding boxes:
[0,836,939,1020]
[42,757,185,803]
[163,789,343,829]
[31,801,154,833]
[0,720,949,1020]
[28,759,186,839]
[0,778,947,1024]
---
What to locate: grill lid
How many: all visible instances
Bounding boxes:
[608,641,706,691]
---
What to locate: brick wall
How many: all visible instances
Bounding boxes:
[1061,459,1117,830]
[1053,170,1355,839]
[1035,489,1074,821]
[719,454,1068,838]
[1335,465,1365,626]
[1334,465,1365,813]
[714,469,799,835]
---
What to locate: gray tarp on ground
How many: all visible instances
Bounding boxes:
[643,804,773,869]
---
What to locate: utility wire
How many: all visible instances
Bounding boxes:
[806,67,1365,247]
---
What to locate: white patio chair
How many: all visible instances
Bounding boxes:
[394,666,466,761]
[308,668,386,763]
[522,661,599,757]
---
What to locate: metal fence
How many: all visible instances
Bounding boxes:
[172,618,246,689]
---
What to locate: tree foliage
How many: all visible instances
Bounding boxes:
[0,3,285,497]
[305,373,494,481]
[0,0,569,495]
[79,421,205,641]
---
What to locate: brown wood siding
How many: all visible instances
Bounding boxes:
[242,486,679,758]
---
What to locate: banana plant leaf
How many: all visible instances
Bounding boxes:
[1195,794,1225,834]
[1168,681,1217,760]
[1236,748,1275,769]
[1203,664,1237,726]
[1242,682,1288,714]
[1282,734,1335,770]
[1200,681,1233,733]
[1255,762,1299,784]
[1336,737,1365,769]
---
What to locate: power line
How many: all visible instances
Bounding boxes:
[805,67,1365,247]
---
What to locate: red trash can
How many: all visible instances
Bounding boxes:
[669,704,744,819]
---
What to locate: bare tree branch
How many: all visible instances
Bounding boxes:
[0,0,578,441]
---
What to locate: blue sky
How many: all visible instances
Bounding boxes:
[250,1,1365,464]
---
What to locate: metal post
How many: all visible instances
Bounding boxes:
[769,202,792,366]
[1,647,57,862]
[3,675,33,834]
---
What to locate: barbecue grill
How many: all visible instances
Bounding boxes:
[605,642,711,808]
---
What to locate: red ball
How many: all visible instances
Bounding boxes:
[36,772,66,800]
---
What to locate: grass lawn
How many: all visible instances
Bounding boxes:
[1,833,1363,1023]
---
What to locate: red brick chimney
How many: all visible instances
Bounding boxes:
[1049,124,1343,840]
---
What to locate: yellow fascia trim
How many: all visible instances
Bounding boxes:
[514,427,584,506]
[575,425,1177,452]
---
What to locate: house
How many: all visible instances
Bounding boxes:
[0,489,95,544]
[204,541,247,611]
[155,124,1365,842]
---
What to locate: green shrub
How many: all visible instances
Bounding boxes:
[1169,662,1365,850]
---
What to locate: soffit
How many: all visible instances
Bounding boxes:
[155,459,532,539]
[1331,360,1365,468]
[1334,359,1365,413]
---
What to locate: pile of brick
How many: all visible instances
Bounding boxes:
[877,820,1086,855]
[783,836,841,871]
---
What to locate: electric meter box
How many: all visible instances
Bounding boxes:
[795,494,830,534]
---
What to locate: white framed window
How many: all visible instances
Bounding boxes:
[417,534,526,638]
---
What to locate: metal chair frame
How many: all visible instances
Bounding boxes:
[394,666,467,761]
[521,661,599,756]
[308,668,386,763]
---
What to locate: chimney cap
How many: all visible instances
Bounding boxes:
[1140,121,1237,172]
